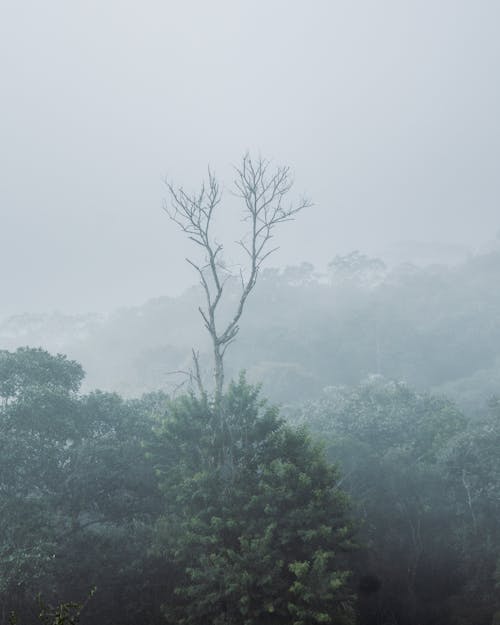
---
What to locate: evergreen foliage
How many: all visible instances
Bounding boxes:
[3,345,500,624]
[151,376,356,625]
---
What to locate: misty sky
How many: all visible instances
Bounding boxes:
[1,0,499,315]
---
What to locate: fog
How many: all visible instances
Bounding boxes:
[5,5,500,624]
[1,0,500,315]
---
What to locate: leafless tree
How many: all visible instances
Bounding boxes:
[163,153,311,405]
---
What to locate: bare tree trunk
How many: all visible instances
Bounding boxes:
[213,343,224,408]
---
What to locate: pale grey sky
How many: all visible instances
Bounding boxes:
[1,0,499,314]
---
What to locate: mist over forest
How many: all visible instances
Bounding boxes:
[2,244,500,412]
[4,230,500,625]
[2,2,500,625]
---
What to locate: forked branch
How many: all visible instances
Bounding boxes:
[163,154,310,402]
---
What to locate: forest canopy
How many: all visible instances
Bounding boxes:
[2,345,500,625]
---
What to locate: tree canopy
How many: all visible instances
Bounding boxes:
[151,376,356,625]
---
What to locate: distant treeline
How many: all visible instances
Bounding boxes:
[2,247,500,413]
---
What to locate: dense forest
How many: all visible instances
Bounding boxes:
[2,244,500,624]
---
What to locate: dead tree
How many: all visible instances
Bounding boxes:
[163,153,311,405]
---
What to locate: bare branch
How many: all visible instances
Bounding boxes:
[163,154,309,402]
[191,349,205,397]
